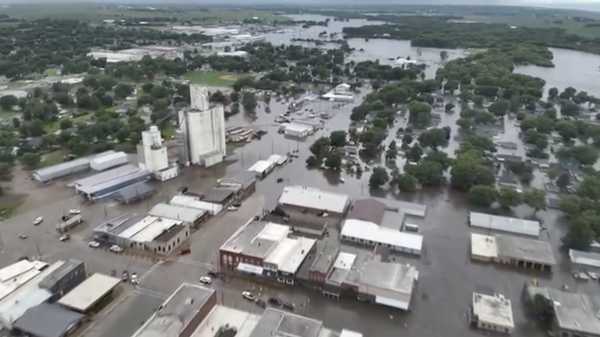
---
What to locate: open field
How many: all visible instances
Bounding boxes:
[183,71,241,87]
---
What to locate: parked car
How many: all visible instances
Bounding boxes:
[268,297,282,306]
[207,271,219,278]
[88,240,100,248]
[256,299,266,308]
[18,234,28,240]
[242,291,256,301]
[227,206,239,212]
[110,245,123,253]
[121,271,129,282]
[59,234,70,242]
[32,216,43,226]
[232,202,242,208]
[68,209,81,215]
[130,272,138,285]
[282,302,295,311]
[199,276,212,285]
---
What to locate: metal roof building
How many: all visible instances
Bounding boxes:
[132,283,216,337]
[149,203,206,225]
[32,151,116,183]
[118,216,183,243]
[341,219,423,256]
[249,308,323,337]
[57,273,120,313]
[471,233,555,271]
[73,164,151,200]
[201,187,234,205]
[469,212,540,237]
[170,195,223,215]
[14,303,84,337]
[569,249,600,269]
[113,182,155,204]
[278,186,350,215]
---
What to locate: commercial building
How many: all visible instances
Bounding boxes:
[569,249,600,269]
[321,252,419,311]
[149,203,207,227]
[170,195,223,215]
[13,303,84,337]
[137,125,179,181]
[341,219,423,256]
[469,212,540,237]
[90,151,128,171]
[39,259,86,300]
[201,187,235,205]
[57,273,120,313]
[93,214,144,247]
[117,215,190,254]
[219,220,316,284]
[248,159,276,178]
[308,241,340,284]
[113,182,156,204]
[178,85,226,167]
[249,308,324,337]
[470,233,555,271]
[32,150,116,183]
[217,170,256,200]
[322,83,354,102]
[277,185,350,236]
[525,285,600,337]
[471,292,514,334]
[73,164,151,200]
[347,198,427,231]
[283,122,314,138]
[132,283,216,337]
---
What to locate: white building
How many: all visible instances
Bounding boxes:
[472,292,514,334]
[284,122,314,138]
[341,219,423,256]
[469,212,540,238]
[322,83,354,102]
[178,86,226,167]
[137,125,178,181]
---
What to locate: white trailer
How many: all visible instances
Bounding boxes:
[56,214,83,233]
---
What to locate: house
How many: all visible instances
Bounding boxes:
[471,292,514,334]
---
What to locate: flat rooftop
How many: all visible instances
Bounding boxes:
[569,249,600,268]
[279,186,350,214]
[472,292,514,330]
[58,273,120,312]
[496,234,555,266]
[14,303,84,337]
[149,203,206,224]
[469,212,540,237]
[220,220,289,259]
[133,283,215,337]
[470,233,499,260]
[341,219,423,254]
[118,216,183,243]
[74,164,150,195]
[264,236,316,274]
[249,308,323,337]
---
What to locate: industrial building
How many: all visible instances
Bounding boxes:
[569,249,600,269]
[89,151,128,171]
[178,85,226,167]
[132,283,216,337]
[219,219,316,284]
[87,45,183,63]
[39,259,86,300]
[277,185,350,236]
[32,150,118,183]
[73,164,151,200]
[322,83,354,101]
[113,182,156,204]
[283,122,314,138]
[469,212,540,237]
[201,187,235,205]
[170,195,223,215]
[247,159,277,178]
[149,203,207,227]
[470,233,555,271]
[341,219,423,256]
[217,170,256,200]
[137,125,179,181]
[525,285,600,337]
[471,292,514,334]
[57,273,120,313]
[13,303,84,337]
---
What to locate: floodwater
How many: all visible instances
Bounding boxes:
[515,47,600,97]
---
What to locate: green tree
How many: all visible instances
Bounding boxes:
[310,137,331,159]
[306,155,320,167]
[406,144,423,162]
[488,99,509,116]
[325,151,342,170]
[385,141,398,161]
[0,95,18,110]
[329,130,347,147]
[563,217,594,250]
[556,173,571,191]
[20,152,41,169]
[59,119,73,130]
[498,187,522,210]
[450,150,495,191]
[411,160,445,186]
[469,185,497,208]
[577,176,600,200]
[242,92,257,114]
[397,174,417,192]
[408,101,432,128]
[418,128,449,149]
[548,87,558,100]
[523,189,546,214]
[114,83,133,99]
[369,167,389,190]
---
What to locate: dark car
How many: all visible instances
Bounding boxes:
[256,299,266,308]
[282,302,295,311]
[268,297,282,306]
[207,271,219,278]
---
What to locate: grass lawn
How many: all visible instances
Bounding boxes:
[183,71,242,87]
[0,193,26,220]
[40,149,66,167]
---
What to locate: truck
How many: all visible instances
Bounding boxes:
[56,214,83,233]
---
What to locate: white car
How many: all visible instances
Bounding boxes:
[242,291,256,301]
[227,206,239,212]
[59,234,70,242]
[110,245,123,253]
[32,217,43,226]
[199,276,212,285]
[69,209,81,215]
[88,241,100,248]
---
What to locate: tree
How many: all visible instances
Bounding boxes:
[385,141,398,161]
[310,137,330,159]
[411,160,445,186]
[0,95,18,110]
[498,187,522,210]
[397,174,417,192]
[60,119,73,130]
[369,167,389,190]
[450,151,495,191]
[563,218,594,250]
[577,176,600,200]
[488,99,509,116]
[548,87,558,100]
[406,144,423,162]
[20,152,41,169]
[325,151,342,170]
[408,101,432,128]
[114,83,133,99]
[468,185,497,208]
[210,90,227,104]
[418,128,449,149]
[329,130,347,147]
[523,189,546,214]
[556,172,571,191]
[555,120,578,142]
[242,92,257,114]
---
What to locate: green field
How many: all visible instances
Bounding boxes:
[40,149,66,167]
[183,71,241,87]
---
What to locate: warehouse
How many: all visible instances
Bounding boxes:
[132,283,216,337]
[217,170,256,200]
[13,303,84,337]
[57,273,120,313]
[201,187,235,205]
[73,164,151,200]
[92,214,144,247]
[569,249,600,269]
[149,203,207,226]
[341,219,423,256]
[247,159,276,178]
[469,212,540,237]
[113,182,155,204]
[39,259,86,300]
[89,151,128,171]
[170,195,223,215]
[32,151,116,183]
[118,216,185,249]
[283,122,314,138]
[471,292,514,334]
[470,233,555,271]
